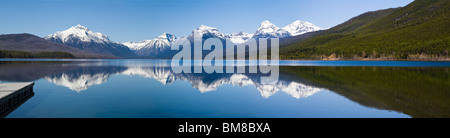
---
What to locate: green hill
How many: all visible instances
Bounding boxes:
[280,0,450,60]
[0,33,118,59]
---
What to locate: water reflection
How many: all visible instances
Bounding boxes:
[15,61,324,99]
[44,66,127,92]
[44,65,321,98]
[280,66,450,118]
[123,66,322,98]
[1,60,449,117]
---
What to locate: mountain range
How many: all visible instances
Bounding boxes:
[121,20,322,58]
[2,0,446,60]
[0,20,321,59]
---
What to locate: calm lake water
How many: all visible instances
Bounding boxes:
[1,59,449,118]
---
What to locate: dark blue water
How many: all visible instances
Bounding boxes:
[1,59,449,118]
[3,59,450,67]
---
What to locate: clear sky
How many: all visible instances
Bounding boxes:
[0,0,414,42]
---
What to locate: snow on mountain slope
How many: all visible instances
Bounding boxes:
[150,32,176,49]
[188,25,227,40]
[45,24,136,57]
[122,40,152,51]
[228,31,253,44]
[123,33,176,51]
[122,20,321,56]
[252,20,291,39]
[282,20,322,36]
[45,24,110,43]
[123,33,176,56]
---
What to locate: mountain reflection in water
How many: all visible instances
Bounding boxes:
[0,60,449,118]
[1,61,323,99]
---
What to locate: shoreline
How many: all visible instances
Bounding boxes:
[1,58,450,62]
[281,57,450,62]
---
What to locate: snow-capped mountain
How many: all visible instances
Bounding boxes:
[252,20,291,39]
[123,33,176,57]
[118,20,322,57]
[282,20,322,36]
[187,25,227,41]
[123,25,230,57]
[228,31,253,44]
[45,24,110,43]
[45,24,136,57]
[123,25,251,57]
[122,40,152,52]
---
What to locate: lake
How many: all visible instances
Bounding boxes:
[1,59,449,118]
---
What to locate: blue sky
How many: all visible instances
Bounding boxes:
[0,0,413,42]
